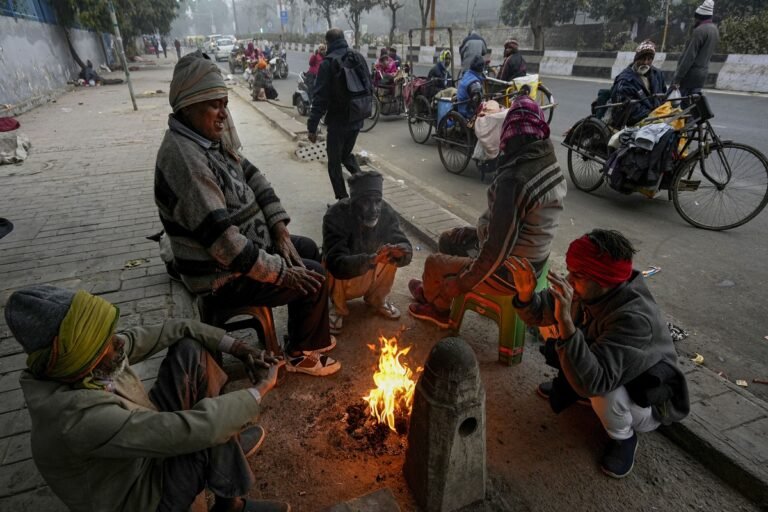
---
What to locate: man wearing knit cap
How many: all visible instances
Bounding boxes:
[672,0,719,98]
[506,229,689,479]
[155,50,340,377]
[5,285,290,511]
[608,40,666,127]
[498,39,527,81]
[409,96,566,328]
[322,171,412,334]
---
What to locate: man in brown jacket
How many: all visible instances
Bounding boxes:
[5,285,288,512]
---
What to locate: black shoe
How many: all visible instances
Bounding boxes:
[536,381,591,407]
[601,432,638,479]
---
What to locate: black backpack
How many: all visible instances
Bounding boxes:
[331,49,373,123]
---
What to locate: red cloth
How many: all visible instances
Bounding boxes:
[0,117,20,132]
[308,53,323,76]
[565,235,633,288]
[499,95,549,153]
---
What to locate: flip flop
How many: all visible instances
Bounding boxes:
[239,425,266,457]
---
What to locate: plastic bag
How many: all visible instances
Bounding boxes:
[667,88,681,108]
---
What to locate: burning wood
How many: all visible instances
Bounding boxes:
[362,335,420,432]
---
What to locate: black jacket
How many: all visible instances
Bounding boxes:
[322,199,412,280]
[308,38,365,132]
[516,271,689,425]
[498,53,526,81]
[610,65,667,127]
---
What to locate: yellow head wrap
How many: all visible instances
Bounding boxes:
[27,290,119,386]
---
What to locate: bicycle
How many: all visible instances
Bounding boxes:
[562,93,768,230]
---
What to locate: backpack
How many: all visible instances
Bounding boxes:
[332,49,373,123]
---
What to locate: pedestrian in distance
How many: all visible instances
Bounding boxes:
[323,171,413,335]
[498,39,527,81]
[307,28,374,200]
[4,285,290,512]
[408,95,566,328]
[671,0,719,100]
[174,38,181,59]
[155,50,340,377]
[506,229,689,478]
[459,29,488,72]
[160,36,168,58]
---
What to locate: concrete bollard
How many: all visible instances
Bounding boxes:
[404,336,486,511]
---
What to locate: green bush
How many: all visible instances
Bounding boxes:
[720,10,768,54]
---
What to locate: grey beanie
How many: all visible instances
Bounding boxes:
[4,285,76,354]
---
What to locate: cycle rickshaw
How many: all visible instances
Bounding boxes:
[563,93,768,230]
[483,76,557,124]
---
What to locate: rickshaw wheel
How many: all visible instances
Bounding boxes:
[438,111,473,175]
[408,95,433,144]
[360,97,380,133]
[537,84,555,125]
[566,118,610,192]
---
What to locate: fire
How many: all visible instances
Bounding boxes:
[362,335,419,432]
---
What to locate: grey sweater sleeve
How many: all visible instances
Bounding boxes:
[673,29,704,84]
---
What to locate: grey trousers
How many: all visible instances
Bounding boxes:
[152,339,254,512]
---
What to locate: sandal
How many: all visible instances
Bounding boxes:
[286,351,341,376]
[376,300,401,320]
[238,425,266,457]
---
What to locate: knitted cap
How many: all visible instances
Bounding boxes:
[349,171,384,200]
[635,40,656,61]
[4,285,76,354]
[470,55,485,72]
[504,39,519,48]
[695,0,714,16]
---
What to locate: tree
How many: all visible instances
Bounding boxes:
[307,0,339,30]
[383,0,404,46]
[588,0,653,36]
[52,0,180,64]
[500,0,584,51]
[340,0,380,48]
[720,9,768,54]
[415,0,432,45]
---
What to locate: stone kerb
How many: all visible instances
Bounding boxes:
[716,54,768,93]
[539,50,577,76]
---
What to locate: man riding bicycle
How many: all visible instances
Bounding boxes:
[608,40,666,128]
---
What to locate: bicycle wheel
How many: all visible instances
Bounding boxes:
[360,96,380,133]
[537,84,555,125]
[566,118,610,192]
[671,142,768,230]
[437,111,473,175]
[408,95,432,144]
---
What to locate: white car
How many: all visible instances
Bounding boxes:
[203,34,222,53]
[213,37,235,61]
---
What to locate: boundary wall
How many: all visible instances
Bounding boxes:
[285,42,768,93]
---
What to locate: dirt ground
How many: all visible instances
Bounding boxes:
[223,241,759,512]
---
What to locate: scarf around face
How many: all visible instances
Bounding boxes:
[27,290,119,388]
[565,235,633,288]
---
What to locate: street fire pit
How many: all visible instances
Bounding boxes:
[338,335,421,454]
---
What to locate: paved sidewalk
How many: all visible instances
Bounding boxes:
[0,61,765,510]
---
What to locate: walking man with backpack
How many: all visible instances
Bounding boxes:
[307,29,374,200]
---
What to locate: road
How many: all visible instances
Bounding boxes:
[223,51,768,401]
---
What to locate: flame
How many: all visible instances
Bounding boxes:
[362,335,419,432]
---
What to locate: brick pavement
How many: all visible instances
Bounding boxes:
[1,58,767,510]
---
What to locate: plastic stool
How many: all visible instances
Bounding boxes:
[197,295,282,360]
[449,261,550,365]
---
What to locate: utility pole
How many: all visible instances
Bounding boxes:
[232,0,239,36]
[429,0,436,45]
[107,0,137,111]
[661,0,671,52]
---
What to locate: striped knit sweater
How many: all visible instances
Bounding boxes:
[154,116,290,293]
[456,138,567,292]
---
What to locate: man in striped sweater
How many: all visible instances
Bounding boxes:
[409,95,567,327]
[155,50,340,376]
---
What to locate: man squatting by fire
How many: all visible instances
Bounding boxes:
[323,171,413,335]
[5,285,291,511]
[507,229,689,478]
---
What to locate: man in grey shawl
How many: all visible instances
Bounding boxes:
[155,50,341,377]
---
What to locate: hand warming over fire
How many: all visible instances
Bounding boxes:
[505,256,537,303]
[230,340,282,384]
[547,271,576,340]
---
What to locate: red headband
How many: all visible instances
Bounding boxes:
[565,235,632,288]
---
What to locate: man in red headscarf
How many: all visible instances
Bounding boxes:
[506,229,689,479]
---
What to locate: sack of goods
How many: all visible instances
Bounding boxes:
[602,123,680,194]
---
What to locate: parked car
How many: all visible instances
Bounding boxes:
[213,37,236,61]
[203,34,222,53]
